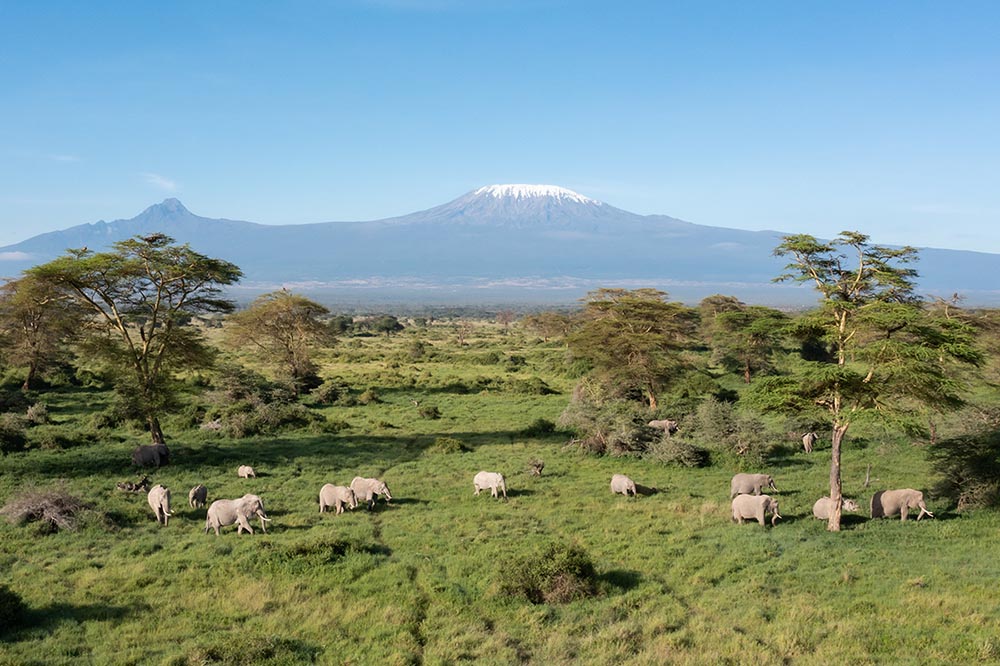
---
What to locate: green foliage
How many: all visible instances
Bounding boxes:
[186,636,320,665]
[644,435,709,467]
[691,398,774,468]
[358,387,382,405]
[929,428,1000,510]
[0,413,28,454]
[425,436,468,454]
[496,542,598,604]
[418,404,442,419]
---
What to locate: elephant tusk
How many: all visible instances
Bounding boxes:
[260,515,272,521]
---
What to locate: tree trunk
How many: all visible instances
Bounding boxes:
[148,415,166,446]
[743,363,752,384]
[22,360,38,391]
[827,424,849,531]
[646,387,658,411]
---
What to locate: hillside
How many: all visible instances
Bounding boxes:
[3,187,999,305]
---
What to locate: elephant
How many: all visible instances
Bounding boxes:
[473,471,507,499]
[147,484,172,526]
[350,477,393,510]
[812,496,859,520]
[647,419,679,435]
[802,432,818,453]
[731,494,781,527]
[319,484,357,514]
[132,443,170,467]
[188,484,208,509]
[204,494,271,535]
[610,474,637,497]
[730,473,778,499]
[237,465,257,479]
[870,489,934,521]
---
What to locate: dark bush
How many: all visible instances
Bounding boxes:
[645,436,710,468]
[929,430,1000,510]
[0,585,27,632]
[502,376,555,395]
[357,388,381,405]
[312,379,349,405]
[222,402,327,439]
[497,542,598,604]
[521,418,556,437]
[0,413,28,454]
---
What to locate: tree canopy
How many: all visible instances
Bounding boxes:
[29,234,242,444]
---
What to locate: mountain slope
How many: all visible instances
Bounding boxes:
[1,186,997,305]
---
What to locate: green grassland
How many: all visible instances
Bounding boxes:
[2,321,1000,665]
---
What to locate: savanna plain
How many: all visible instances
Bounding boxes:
[2,317,1000,666]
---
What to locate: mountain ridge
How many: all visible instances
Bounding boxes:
[2,186,998,306]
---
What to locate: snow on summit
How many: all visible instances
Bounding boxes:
[474,184,601,205]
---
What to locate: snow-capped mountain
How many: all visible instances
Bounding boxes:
[1,186,998,305]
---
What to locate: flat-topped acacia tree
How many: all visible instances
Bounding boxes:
[30,234,242,445]
[748,232,980,531]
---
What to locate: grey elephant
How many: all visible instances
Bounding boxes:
[812,496,859,520]
[350,476,393,510]
[802,432,818,453]
[132,443,170,467]
[319,484,357,514]
[188,484,208,509]
[147,484,172,526]
[204,494,271,535]
[237,465,257,479]
[473,471,507,499]
[610,474,637,497]
[647,419,679,435]
[731,494,781,527]
[870,489,934,521]
[730,473,778,498]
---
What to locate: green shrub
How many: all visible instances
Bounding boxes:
[26,426,98,451]
[186,636,320,665]
[25,402,49,425]
[929,430,1000,510]
[358,388,382,405]
[0,584,27,632]
[0,413,28,454]
[521,418,556,437]
[425,436,467,454]
[497,542,598,604]
[645,436,709,468]
[418,405,441,420]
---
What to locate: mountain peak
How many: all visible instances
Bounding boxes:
[474,184,601,206]
[140,198,190,217]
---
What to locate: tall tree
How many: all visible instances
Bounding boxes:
[224,290,332,394]
[30,234,242,444]
[0,275,84,390]
[567,288,697,410]
[749,232,980,530]
[701,298,788,384]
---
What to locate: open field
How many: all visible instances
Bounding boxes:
[2,321,1000,665]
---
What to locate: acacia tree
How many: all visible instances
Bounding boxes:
[699,295,788,383]
[567,288,697,410]
[224,290,332,394]
[749,232,980,530]
[30,234,242,444]
[0,275,85,390]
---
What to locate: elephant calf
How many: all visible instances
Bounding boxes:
[871,489,934,521]
[188,484,208,509]
[147,485,172,526]
[319,484,357,514]
[237,465,257,479]
[610,474,637,497]
[812,496,859,520]
[205,494,271,536]
[730,473,778,499]
[732,494,781,527]
[350,477,393,510]
[473,471,507,500]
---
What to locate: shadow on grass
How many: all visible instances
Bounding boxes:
[635,484,660,496]
[2,601,149,642]
[599,569,643,593]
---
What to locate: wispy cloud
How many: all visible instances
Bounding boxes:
[49,154,81,163]
[142,172,178,192]
[0,251,32,261]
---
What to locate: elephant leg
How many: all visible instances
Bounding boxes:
[900,506,909,521]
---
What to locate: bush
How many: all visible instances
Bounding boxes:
[425,436,467,454]
[497,542,598,604]
[0,585,27,632]
[222,402,327,438]
[418,405,441,420]
[312,379,349,405]
[0,484,91,532]
[929,430,1000,510]
[691,398,773,467]
[0,413,28,454]
[25,402,49,425]
[26,426,98,451]
[358,388,382,405]
[522,418,556,437]
[645,435,709,468]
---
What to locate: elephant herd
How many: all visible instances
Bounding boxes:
[139,464,395,535]
[727,471,934,527]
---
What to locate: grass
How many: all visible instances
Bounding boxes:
[1,321,1000,664]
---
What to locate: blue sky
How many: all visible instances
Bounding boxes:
[1,1,998,252]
